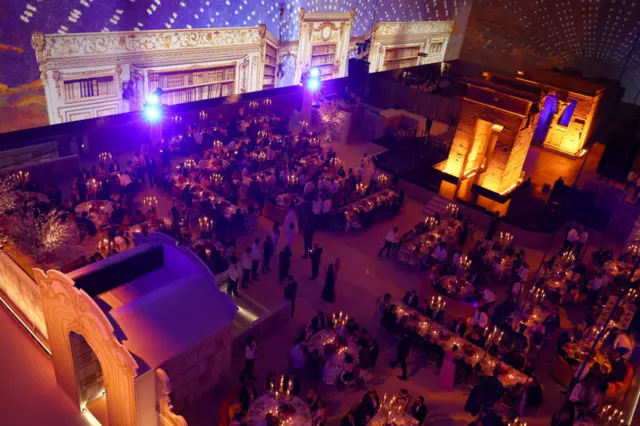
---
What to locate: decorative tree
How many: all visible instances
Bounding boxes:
[12,209,75,259]
[317,96,343,139]
[0,174,18,215]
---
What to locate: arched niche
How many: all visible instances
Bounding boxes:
[33,268,138,426]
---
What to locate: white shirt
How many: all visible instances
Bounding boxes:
[579,231,588,244]
[304,181,315,194]
[242,253,251,269]
[322,198,332,214]
[228,263,240,281]
[433,246,447,262]
[567,229,579,243]
[471,310,488,328]
[385,230,397,243]
[590,277,603,291]
[118,173,132,186]
[290,344,305,369]
[312,199,323,215]
[483,289,496,303]
[614,333,633,357]
[251,243,261,260]
[245,343,257,360]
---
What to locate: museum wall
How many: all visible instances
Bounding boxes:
[0,0,471,134]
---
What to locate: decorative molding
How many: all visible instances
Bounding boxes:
[52,71,62,97]
[33,268,138,426]
[37,27,262,62]
[31,31,47,80]
[155,369,188,426]
[374,21,453,36]
[43,45,257,70]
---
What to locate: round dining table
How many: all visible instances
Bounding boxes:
[245,393,312,426]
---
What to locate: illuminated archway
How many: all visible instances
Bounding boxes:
[33,269,138,426]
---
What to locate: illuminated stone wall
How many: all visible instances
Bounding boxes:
[543,92,600,156]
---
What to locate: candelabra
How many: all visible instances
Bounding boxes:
[356,182,366,194]
[626,287,638,303]
[213,140,223,150]
[12,170,30,184]
[258,151,267,162]
[86,178,102,194]
[378,174,388,186]
[429,295,446,313]
[599,405,626,426]
[199,110,208,120]
[98,152,113,163]
[499,231,514,246]
[457,254,472,270]
[424,216,437,228]
[263,98,272,106]
[199,216,212,232]
[299,120,309,129]
[331,311,349,328]
[529,286,546,304]
[445,203,459,217]
[269,374,294,400]
[258,130,268,138]
[97,238,114,256]
[286,174,298,186]
[329,157,341,167]
[561,250,575,265]
[485,325,504,349]
[212,173,223,186]
[309,137,320,145]
[171,115,183,124]
[184,159,197,170]
[143,196,158,209]
[248,101,259,110]
[628,244,639,257]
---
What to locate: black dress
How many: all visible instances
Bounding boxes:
[321,270,335,302]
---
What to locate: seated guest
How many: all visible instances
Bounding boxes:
[290,338,306,370]
[339,353,356,384]
[359,389,380,421]
[556,328,575,359]
[469,308,488,329]
[504,350,526,371]
[451,317,467,337]
[403,289,419,308]
[408,396,428,425]
[614,329,633,359]
[340,409,357,426]
[310,311,326,332]
[306,388,321,413]
[467,327,486,347]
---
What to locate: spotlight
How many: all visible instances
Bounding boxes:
[306,78,321,92]
[147,93,160,105]
[143,105,162,122]
[309,67,320,78]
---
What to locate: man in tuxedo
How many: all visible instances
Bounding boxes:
[403,289,419,308]
[390,333,412,380]
[310,243,323,279]
[409,396,428,425]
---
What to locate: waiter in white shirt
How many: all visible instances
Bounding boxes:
[614,329,633,359]
[242,247,252,287]
[322,196,332,228]
[242,335,258,381]
[379,227,398,257]
[251,238,261,281]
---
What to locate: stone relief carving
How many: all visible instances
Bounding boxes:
[38,28,262,61]
[375,21,452,36]
[156,369,188,426]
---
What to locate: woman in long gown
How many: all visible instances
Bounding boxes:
[321,264,336,302]
[438,345,457,390]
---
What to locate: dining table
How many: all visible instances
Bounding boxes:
[245,393,312,426]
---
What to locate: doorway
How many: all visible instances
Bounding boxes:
[533,94,558,143]
[70,331,109,425]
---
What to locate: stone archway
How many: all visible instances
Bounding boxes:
[33,269,138,426]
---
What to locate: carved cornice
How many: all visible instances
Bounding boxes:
[373,21,453,36]
[36,27,262,63]
[44,45,257,70]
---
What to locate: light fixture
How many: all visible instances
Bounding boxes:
[143,105,162,122]
[306,77,320,92]
[309,67,320,78]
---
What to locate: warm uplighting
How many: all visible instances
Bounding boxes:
[98,152,112,163]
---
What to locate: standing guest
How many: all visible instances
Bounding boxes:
[403,289,419,308]
[286,223,296,249]
[311,311,326,332]
[321,264,336,302]
[262,236,274,273]
[241,335,257,381]
[576,228,589,256]
[368,338,380,371]
[438,345,457,390]
[279,245,293,282]
[227,256,240,298]
[322,196,332,228]
[311,196,323,225]
[341,409,357,426]
[241,247,252,287]
[390,333,412,380]
[251,238,261,281]
[284,275,298,317]
[310,243,323,279]
[409,396,428,425]
[360,389,380,421]
[238,380,258,411]
[379,226,399,257]
[283,203,299,236]
[272,221,281,248]
[564,224,579,252]
[486,212,501,241]
[303,226,315,259]
[426,115,434,136]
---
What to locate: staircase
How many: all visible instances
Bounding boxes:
[422,195,452,217]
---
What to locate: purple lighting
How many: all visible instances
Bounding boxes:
[306,78,320,92]
[143,105,162,122]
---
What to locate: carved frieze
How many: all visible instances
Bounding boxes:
[375,21,453,36]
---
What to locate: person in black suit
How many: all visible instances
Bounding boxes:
[238,380,258,412]
[359,389,380,420]
[340,409,357,426]
[403,290,419,308]
[451,318,467,337]
[390,333,412,380]
[310,311,326,332]
[409,396,428,425]
[310,243,323,279]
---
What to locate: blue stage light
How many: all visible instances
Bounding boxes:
[309,68,320,78]
[306,78,320,92]
[147,93,160,105]
[143,105,162,122]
